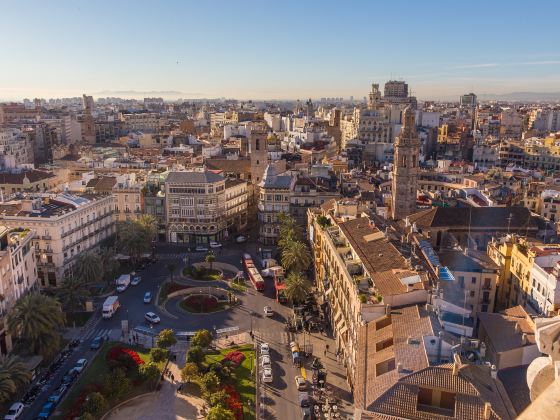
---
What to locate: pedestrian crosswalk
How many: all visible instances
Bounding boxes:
[83,326,116,341]
[255,330,290,345]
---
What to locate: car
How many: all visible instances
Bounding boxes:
[209,241,222,248]
[299,392,311,418]
[4,402,24,420]
[260,342,270,355]
[262,367,273,383]
[130,273,142,286]
[47,385,68,406]
[38,402,55,418]
[143,291,152,303]
[235,235,247,243]
[195,245,209,252]
[264,306,273,317]
[295,375,307,391]
[62,368,78,385]
[145,312,161,324]
[74,358,88,373]
[260,355,271,368]
[90,336,102,350]
[116,284,127,293]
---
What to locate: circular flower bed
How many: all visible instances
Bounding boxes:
[179,294,230,313]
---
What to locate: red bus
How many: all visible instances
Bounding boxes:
[242,253,265,291]
[272,268,288,303]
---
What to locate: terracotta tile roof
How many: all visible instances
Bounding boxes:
[355,305,433,410]
[366,363,515,420]
[339,218,408,275]
[478,310,536,353]
[0,170,55,185]
[86,176,117,192]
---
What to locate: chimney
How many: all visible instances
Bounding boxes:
[483,402,492,420]
[397,362,403,373]
[521,333,527,345]
[514,322,520,333]
[490,365,497,379]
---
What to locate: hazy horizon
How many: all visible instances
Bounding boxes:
[2,0,560,101]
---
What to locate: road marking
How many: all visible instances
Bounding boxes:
[300,366,307,380]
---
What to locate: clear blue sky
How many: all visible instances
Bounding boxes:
[1,0,560,100]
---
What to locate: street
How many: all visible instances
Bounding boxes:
[20,240,314,420]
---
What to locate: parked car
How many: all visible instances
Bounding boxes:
[62,368,78,385]
[235,235,247,243]
[90,336,103,350]
[195,245,209,252]
[295,375,307,391]
[209,241,222,248]
[264,306,273,317]
[299,392,311,419]
[260,342,270,355]
[38,402,55,419]
[262,367,273,383]
[143,292,152,303]
[4,402,24,420]
[145,312,161,324]
[74,358,88,373]
[130,273,142,286]
[47,385,68,406]
[260,355,271,368]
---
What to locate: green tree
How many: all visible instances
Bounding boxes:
[79,413,95,420]
[166,263,177,281]
[277,213,303,247]
[117,220,153,265]
[156,328,177,349]
[281,240,311,274]
[100,248,120,286]
[137,214,157,241]
[208,389,229,406]
[205,252,216,270]
[8,293,64,357]
[74,251,103,284]
[149,347,168,363]
[180,362,199,383]
[139,362,160,381]
[191,329,212,348]
[0,355,31,403]
[284,271,312,305]
[56,276,91,314]
[186,345,204,365]
[206,404,235,420]
[199,371,221,395]
[81,392,108,417]
[103,368,131,401]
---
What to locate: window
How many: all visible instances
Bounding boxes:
[471,277,476,284]
[469,291,475,297]
[375,338,394,352]
[375,358,396,376]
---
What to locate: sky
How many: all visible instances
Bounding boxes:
[1,0,560,101]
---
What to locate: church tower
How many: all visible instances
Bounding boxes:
[391,106,420,220]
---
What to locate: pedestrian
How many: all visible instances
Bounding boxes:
[171,373,175,383]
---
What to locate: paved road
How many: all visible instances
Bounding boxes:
[21,240,304,420]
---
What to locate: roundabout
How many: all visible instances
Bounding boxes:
[179,294,232,313]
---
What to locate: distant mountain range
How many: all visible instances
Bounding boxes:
[477,92,560,102]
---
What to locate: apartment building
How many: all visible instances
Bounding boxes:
[258,165,294,245]
[112,178,144,222]
[0,128,33,169]
[308,205,429,389]
[0,103,38,124]
[121,112,161,133]
[0,193,116,287]
[541,190,560,222]
[0,227,38,354]
[165,171,248,244]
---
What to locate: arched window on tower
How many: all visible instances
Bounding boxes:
[256,139,260,151]
[401,155,407,167]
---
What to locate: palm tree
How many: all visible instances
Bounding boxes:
[281,240,311,273]
[8,294,64,357]
[205,252,216,271]
[0,354,31,403]
[137,214,157,241]
[117,220,152,265]
[74,251,102,285]
[284,272,312,305]
[278,213,303,249]
[100,247,120,286]
[56,276,91,314]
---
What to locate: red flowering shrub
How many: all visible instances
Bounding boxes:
[167,282,191,294]
[183,295,219,312]
[223,385,243,420]
[106,346,144,367]
[222,351,245,367]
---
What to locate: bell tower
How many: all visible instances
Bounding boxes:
[391,106,420,220]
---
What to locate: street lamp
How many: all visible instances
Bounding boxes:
[149,323,154,348]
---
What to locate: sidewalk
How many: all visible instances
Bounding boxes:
[300,329,354,416]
